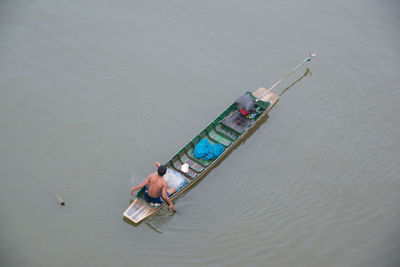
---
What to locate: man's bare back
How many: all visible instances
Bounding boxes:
[130,162,176,210]
[146,171,168,198]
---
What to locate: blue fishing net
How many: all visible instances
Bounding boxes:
[194,138,225,160]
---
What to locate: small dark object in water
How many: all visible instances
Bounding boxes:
[54,191,65,206]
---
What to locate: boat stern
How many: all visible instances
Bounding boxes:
[123,198,157,224]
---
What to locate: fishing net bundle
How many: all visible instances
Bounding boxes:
[164,168,185,191]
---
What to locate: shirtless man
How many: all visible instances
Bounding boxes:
[130,162,176,210]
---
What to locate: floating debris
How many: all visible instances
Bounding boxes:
[53,191,65,206]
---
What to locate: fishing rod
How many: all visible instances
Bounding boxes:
[257,53,316,100]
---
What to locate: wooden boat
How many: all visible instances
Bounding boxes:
[123,87,279,224]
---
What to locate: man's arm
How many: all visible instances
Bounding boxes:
[161,184,175,211]
[130,177,150,195]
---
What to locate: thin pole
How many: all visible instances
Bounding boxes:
[258,53,316,100]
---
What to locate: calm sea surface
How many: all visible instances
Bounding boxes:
[1,1,400,266]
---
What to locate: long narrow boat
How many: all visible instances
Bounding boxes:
[123,53,315,224]
[123,87,278,224]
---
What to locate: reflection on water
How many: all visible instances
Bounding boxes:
[145,221,164,234]
[145,208,176,233]
[279,68,312,97]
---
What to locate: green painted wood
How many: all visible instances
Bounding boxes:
[171,157,198,179]
[215,124,239,141]
[207,125,232,147]
[179,152,205,172]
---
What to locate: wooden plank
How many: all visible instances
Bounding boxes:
[220,110,253,134]
[123,198,156,224]
[172,158,198,178]
[179,153,205,172]
[207,127,232,147]
[253,87,279,107]
[215,124,239,141]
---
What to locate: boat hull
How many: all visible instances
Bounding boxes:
[123,88,279,224]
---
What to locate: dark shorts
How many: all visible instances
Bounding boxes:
[144,185,169,204]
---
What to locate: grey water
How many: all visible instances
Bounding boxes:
[1,1,400,266]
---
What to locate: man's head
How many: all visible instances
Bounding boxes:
[157,165,167,176]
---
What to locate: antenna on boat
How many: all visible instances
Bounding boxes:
[258,53,316,100]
